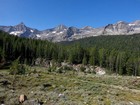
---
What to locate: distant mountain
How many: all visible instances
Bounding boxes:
[0,20,140,42]
[0,22,40,38]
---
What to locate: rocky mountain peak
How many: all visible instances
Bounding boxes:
[131,20,140,25]
[114,21,128,27]
[19,22,25,25]
[14,22,27,31]
[57,24,67,29]
[105,24,113,28]
[115,21,128,25]
[114,21,129,30]
[16,22,26,27]
[55,24,67,32]
[82,26,94,30]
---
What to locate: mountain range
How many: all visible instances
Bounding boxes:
[0,20,140,42]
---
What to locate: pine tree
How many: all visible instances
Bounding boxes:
[126,58,134,76]
[89,48,95,65]
[82,54,87,65]
[99,48,106,67]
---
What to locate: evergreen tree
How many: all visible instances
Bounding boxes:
[82,53,87,65]
[99,48,106,67]
[126,57,134,76]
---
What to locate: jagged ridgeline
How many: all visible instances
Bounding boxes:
[1,30,140,76]
[0,20,140,42]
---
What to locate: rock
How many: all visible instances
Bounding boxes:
[95,67,106,75]
[58,93,65,97]
[19,94,27,103]
[61,62,69,66]
[85,67,90,73]
[73,64,82,71]
[10,90,14,93]
[35,58,41,65]
[129,101,134,105]
[35,58,51,67]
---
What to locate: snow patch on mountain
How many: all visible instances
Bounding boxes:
[36,34,41,37]
[129,24,135,26]
[52,31,56,33]
[30,30,34,32]
[10,31,23,36]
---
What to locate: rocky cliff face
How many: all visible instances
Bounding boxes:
[0,20,140,42]
[0,22,40,37]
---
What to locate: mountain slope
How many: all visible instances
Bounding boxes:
[59,33,140,52]
[0,20,140,42]
[0,22,40,37]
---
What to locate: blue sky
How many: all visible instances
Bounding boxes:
[0,0,140,30]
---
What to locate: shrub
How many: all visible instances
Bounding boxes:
[56,67,63,73]
[9,57,26,75]
[47,67,52,72]
[80,66,86,72]
[63,66,72,71]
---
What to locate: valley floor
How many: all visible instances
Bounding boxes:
[1,66,140,105]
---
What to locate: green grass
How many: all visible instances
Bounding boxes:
[1,66,140,104]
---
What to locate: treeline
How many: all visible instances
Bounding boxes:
[60,35,140,76]
[1,30,140,76]
[60,35,140,52]
[0,31,65,65]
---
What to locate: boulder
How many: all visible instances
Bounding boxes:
[95,67,106,75]
[19,94,27,103]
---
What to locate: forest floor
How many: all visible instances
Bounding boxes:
[1,66,140,105]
